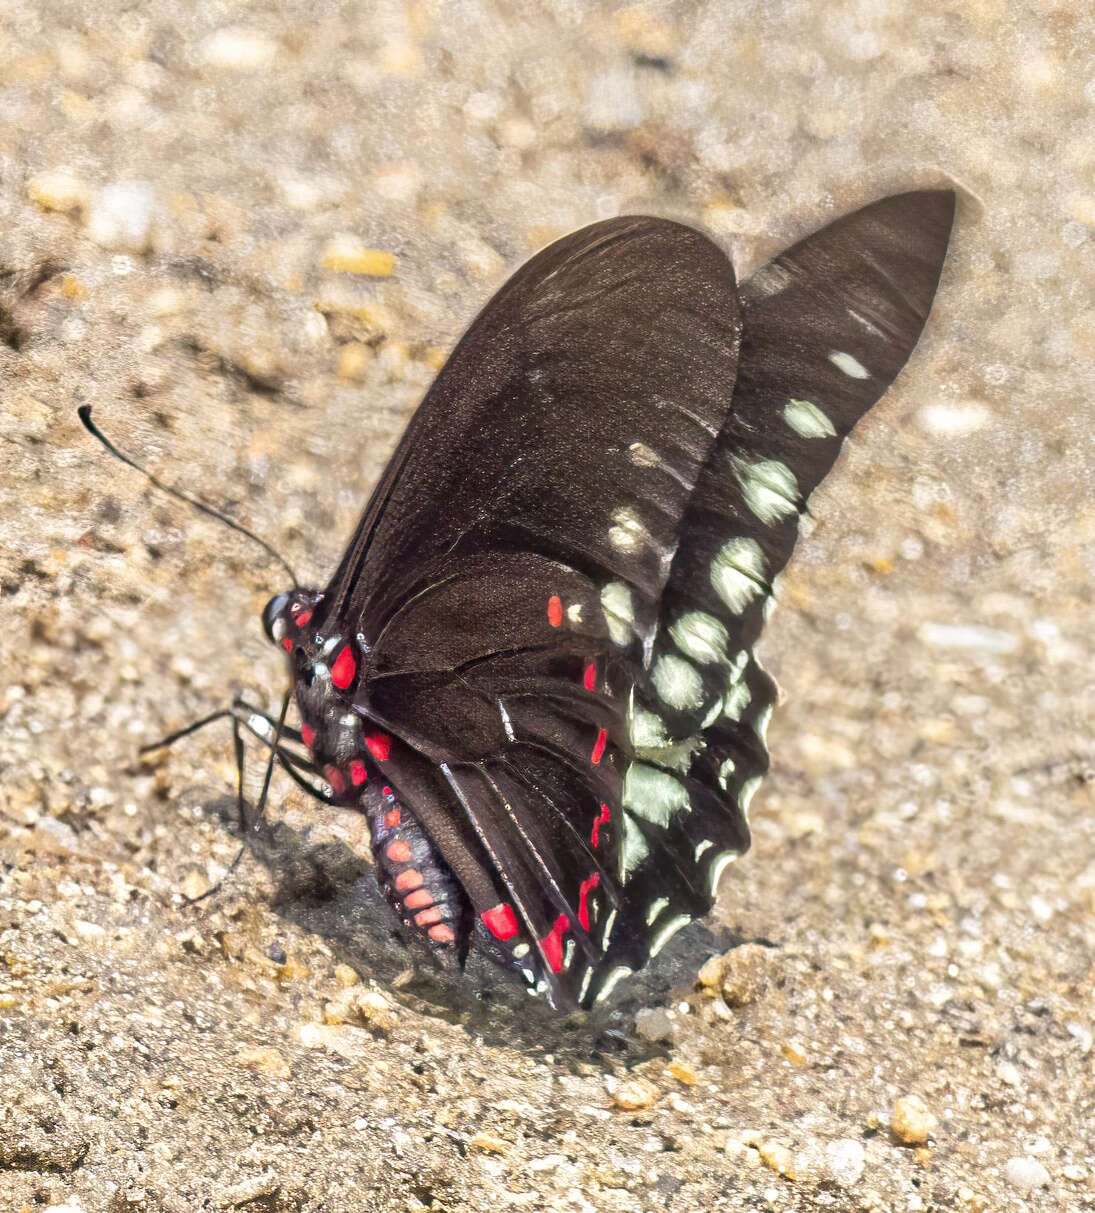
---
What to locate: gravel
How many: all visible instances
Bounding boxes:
[2,1,1093,1210]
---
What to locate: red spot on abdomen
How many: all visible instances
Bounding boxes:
[482,903,518,941]
[583,661,596,691]
[414,906,442,927]
[547,596,563,627]
[385,840,412,863]
[331,645,357,689]
[404,888,433,910]
[300,723,315,750]
[395,868,423,892]
[591,803,610,848]
[384,807,401,828]
[324,765,346,795]
[366,733,392,762]
[540,914,569,973]
[295,609,313,627]
[281,637,293,651]
[578,872,601,930]
[349,758,367,786]
[591,728,607,765]
[429,924,455,944]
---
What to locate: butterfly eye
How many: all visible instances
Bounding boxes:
[262,593,291,644]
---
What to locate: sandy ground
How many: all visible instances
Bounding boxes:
[1,2,1093,1211]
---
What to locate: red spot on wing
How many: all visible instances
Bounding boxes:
[414,906,442,927]
[381,784,394,800]
[324,765,346,795]
[404,888,433,910]
[591,803,610,848]
[583,661,596,691]
[300,723,316,750]
[540,914,570,973]
[295,609,313,627]
[331,645,357,689]
[395,868,422,892]
[281,637,293,651]
[384,807,401,828]
[591,728,607,765]
[365,733,392,762]
[349,759,367,786]
[482,903,518,941]
[547,596,563,627]
[385,840,412,863]
[578,872,601,931]
[429,924,455,943]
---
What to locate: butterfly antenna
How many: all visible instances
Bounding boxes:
[78,404,299,588]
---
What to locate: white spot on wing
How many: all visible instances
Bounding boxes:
[623,764,690,828]
[694,839,714,860]
[740,774,763,813]
[717,756,736,791]
[645,896,670,926]
[710,538,767,613]
[783,398,837,439]
[608,507,650,554]
[577,966,593,1003]
[601,908,618,950]
[829,350,871,379]
[601,581,634,646]
[595,964,634,1003]
[513,943,529,959]
[628,704,670,750]
[566,602,583,624]
[619,814,650,879]
[498,699,515,741]
[649,914,691,958]
[847,307,885,339]
[723,679,752,721]
[670,611,730,665]
[651,653,705,711]
[708,850,740,896]
[752,705,773,744]
[734,457,800,526]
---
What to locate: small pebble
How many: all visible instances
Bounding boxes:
[198,26,278,71]
[612,1077,660,1110]
[85,181,156,253]
[469,1132,507,1155]
[1004,1156,1050,1194]
[27,170,89,214]
[321,237,397,276]
[758,1140,796,1179]
[826,1138,866,1187]
[634,1007,674,1043]
[237,1047,291,1079]
[892,1095,937,1145]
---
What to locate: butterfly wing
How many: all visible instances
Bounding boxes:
[325,217,745,1005]
[598,190,957,999]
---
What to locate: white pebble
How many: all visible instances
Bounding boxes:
[85,181,156,253]
[825,1138,865,1186]
[584,69,643,131]
[917,400,991,436]
[916,622,1018,654]
[1005,1156,1050,1194]
[198,26,278,71]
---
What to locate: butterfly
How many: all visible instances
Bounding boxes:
[201,191,954,1010]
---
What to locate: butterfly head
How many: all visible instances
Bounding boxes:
[262,589,324,652]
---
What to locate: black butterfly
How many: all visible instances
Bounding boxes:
[212,192,954,1009]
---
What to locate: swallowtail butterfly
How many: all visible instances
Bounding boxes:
[192,192,958,1009]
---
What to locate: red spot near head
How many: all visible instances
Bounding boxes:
[295,609,313,628]
[385,840,412,863]
[349,758,367,786]
[547,595,563,627]
[591,803,610,848]
[578,872,601,931]
[324,765,346,795]
[429,924,456,944]
[281,637,293,651]
[384,807,401,829]
[539,914,570,973]
[583,661,596,691]
[591,727,607,765]
[404,888,433,910]
[300,722,316,750]
[365,733,392,762]
[414,906,443,927]
[482,903,518,941]
[331,645,357,689]
[394,868,423,892]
